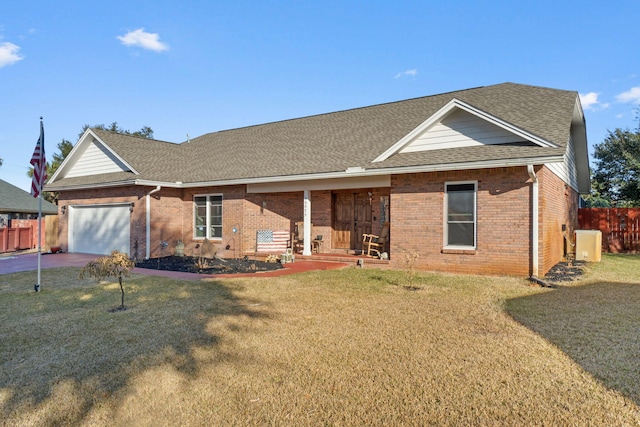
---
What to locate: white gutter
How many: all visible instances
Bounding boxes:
[158,156,565,189]
[146,185,162,259]
[527,165,538,278]
[45,155,566,192]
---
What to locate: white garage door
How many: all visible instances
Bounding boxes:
[69,205,131,255]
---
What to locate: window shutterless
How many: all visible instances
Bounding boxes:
[444,182,476,248]
[194,195,222,239]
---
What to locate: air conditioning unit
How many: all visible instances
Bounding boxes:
[574,230,602,262]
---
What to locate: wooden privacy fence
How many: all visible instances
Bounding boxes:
[0,226,33,252]
[0,216,59,254]
[578,208,640,253]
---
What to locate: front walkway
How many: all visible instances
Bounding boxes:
[0,251,350,280]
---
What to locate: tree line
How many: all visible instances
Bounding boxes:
[585,128,640,207]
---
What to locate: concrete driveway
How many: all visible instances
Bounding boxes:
[0,252,98,274]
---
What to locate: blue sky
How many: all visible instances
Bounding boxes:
[1,1,639,192]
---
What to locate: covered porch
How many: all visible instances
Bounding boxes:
[245,175,391,259]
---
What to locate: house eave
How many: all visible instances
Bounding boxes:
[365,155,565,176]
[47,155,564,192]
[45,180,140,192]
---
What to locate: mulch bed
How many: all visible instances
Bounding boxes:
[135,256,283,275]
[543,260,586,283]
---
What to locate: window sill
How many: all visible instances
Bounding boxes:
[441,248,477,255]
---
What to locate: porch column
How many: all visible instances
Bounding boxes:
[303,189,312,256]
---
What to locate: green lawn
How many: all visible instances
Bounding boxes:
[1,255,639,426]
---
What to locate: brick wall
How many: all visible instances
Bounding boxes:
[390,166,579,276]
[538,167,579,273]
[390,167,533,276]
[147,187,184,259]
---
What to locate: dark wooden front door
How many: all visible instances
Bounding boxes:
[332,192,372,251]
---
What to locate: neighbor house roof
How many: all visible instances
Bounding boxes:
[46,82,589,192]
[0,179,58,215]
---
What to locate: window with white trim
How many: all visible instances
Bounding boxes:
[444,182,476,248]
[194,195,222,239]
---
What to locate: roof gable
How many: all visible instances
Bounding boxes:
[64,138,133,178]
[374,98,558,163]
[49,129,137,182]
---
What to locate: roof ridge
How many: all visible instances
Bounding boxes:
[192,84,511,140]
[498,81,578,94]
[91,128,180,146]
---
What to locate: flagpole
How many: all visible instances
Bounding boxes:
[31,116,46,292]
[36,193,42,292]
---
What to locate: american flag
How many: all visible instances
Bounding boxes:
[256,230,290,253]
[30,119,47,198]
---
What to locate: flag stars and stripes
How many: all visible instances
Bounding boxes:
[30,118,47,198]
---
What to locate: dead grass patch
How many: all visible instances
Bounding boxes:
[0,261,639,425]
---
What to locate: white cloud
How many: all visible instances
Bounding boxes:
[0,42,24,67]
[579,92,610,111]
[394,69,417,79]
[616,86,640,104]
[579,92,599,110]
[117,28,169,52]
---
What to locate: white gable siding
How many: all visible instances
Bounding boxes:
[399,109,527,153]
[65,141,130,178]
[545,135,578,190]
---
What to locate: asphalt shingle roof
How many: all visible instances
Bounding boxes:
[0,179,58,214]
[47,82,579,189]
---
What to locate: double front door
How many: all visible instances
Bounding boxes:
[333,192,372,251]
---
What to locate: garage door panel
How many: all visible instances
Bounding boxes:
[70,205,130,255]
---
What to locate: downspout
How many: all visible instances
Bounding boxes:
[146,185,162,259]
[527,165,539,279]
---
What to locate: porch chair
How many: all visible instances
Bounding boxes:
[362,222,389,258]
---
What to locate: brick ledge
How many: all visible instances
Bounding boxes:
[441,248,477,255]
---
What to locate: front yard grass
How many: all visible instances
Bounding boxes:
[1,255,639,426]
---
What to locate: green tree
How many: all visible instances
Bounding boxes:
[583,176,612,207]
[591,128,640,207]
[80,122,154,139]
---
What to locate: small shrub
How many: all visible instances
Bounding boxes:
[79,250,135,310]
[401,250,420,289]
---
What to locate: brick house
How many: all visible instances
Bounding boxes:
[46,83,590,277]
